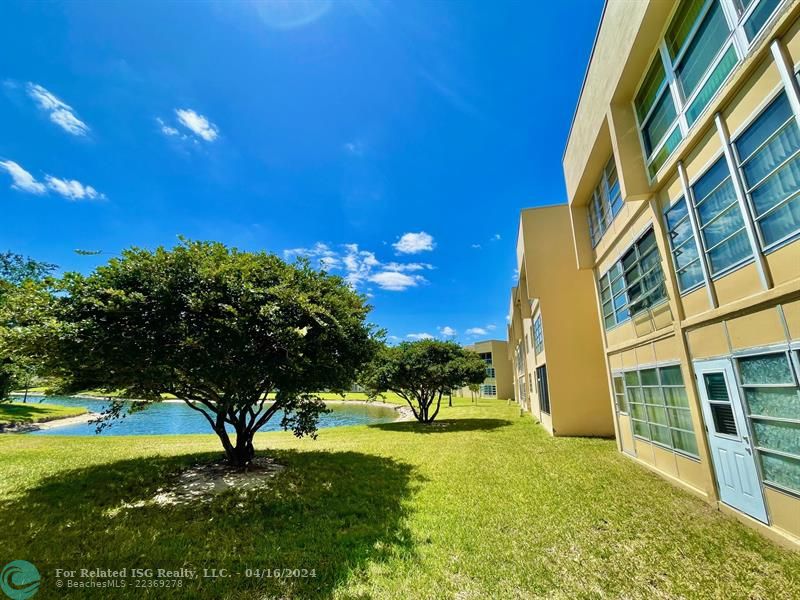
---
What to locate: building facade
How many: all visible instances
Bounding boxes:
[454,339,513,400]
[564,0,800,547]
[508,205,614,436]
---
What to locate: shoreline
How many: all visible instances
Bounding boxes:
[0,411,100,434]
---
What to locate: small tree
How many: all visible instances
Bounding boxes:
[363,340,486,424]
[0,253,56,402]
[11,240,377,466]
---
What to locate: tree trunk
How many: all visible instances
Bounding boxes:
[213,423,255,468]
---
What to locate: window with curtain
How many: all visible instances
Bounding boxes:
[738,351,800,495]
[599,228,668,330]
[532,316,544,355]
[691,156,753,275]
[665,196,705,292]
[588,156,623,246]
[733,91,800,248]
[625,365,698,456]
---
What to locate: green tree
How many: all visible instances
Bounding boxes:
[12,240,377,466]
[0,252,57,401]
[363,340,486,423]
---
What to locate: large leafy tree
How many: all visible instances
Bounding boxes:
[363,340,486,423]
[13,240,377,466]
[0,252,57,401]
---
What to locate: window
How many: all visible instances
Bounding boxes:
[625,365,698,456]
[479,352,493,366]
[517,375,527,405]
[486,367,496,378]
[613,375,628,414]
[734,0,783,41]
[635,56,682,177]
[588,156,623,245]
[733,91,800,249]
[532,316,544,355]
[536,365,550,414]
[691,156,753,275]
[599,228,668,330]
[633,0,785,178]
[737,351,800,495]
[480,384,497,397]
[665,197,705,292]
[514,345,524,374]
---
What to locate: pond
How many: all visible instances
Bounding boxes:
[24,396,399,436]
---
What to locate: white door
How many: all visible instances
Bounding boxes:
[694,359,768,523]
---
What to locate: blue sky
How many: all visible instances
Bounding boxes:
[0,0,601,344]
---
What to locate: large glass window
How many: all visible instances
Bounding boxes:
[691,156,753,275]
[635,57,682,178]
[737,351,800,495]
[613,375,628,414]
[480,384,497,397]
[633,0,785,178]
[734,0,782,41]
[734,91,800,248]
[625,365,699,456]
[664,197,705,292]
[532,316,544,355]
[588,156,623,246]
[599,228,668,330]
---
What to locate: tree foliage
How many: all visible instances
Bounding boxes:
[362,340,486,423]
[9,240,378,465]
[0,252,57,401]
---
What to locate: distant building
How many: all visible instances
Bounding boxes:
[454,340,513,399]
[508,205,614,437]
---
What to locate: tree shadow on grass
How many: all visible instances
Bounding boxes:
[0,450,419,599]
[370,418,512,434]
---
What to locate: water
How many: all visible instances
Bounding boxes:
[24,396,398,436]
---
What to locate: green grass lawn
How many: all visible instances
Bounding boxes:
[0,402,87,426]
[0,398,797,599]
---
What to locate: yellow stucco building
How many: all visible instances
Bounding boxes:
[562,0,800,547]
[508,205,614,437]
[454,339,513,400]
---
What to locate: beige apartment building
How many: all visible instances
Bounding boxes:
[455,339,513,400]
[508,205,614,436]
[563,0,800,547]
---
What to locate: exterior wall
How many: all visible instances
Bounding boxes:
[454,340,514,400]
[508,205,614,437]
[564,0,800,547]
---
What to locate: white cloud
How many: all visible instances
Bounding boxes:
[466,327,488,336]
[439,326,456,337]
[487,324,497,331]
[0,160,46,194]
[156,117,180,137]
[493,233,501,241]
[0,159,105,200]
[45,176,105,201]
[471,243,481,249]
[175,108,219,142]
[27,83,89,136]
[368,271,423,291]
[393,231,435,254]
[406,332,433,341]
[284,242,429,292]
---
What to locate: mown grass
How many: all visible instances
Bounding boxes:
[0,398,798,599]
[0,402,86,426]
